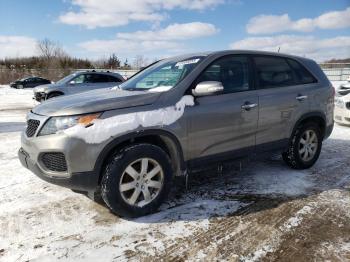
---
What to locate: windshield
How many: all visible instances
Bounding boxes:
[120,56,204,91]
[56,74,76,85]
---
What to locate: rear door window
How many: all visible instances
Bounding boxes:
[254,56,296,89]
[89,74,110,83]
[108,75,123,82]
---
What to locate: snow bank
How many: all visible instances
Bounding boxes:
[0,85,37,110]
[64,95,194,143]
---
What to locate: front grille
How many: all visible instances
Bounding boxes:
[41,152,67,172]
[26,119,40,137]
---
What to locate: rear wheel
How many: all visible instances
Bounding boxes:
[101,144,173,217]
[282,123,322,169]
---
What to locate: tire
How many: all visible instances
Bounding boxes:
[46,92,62,100]
[282,122,322,169]
[101,144,173,217]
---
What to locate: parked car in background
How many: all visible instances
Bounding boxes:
[334,78,350,125]
[19,50,334,217]
[336,77,350,96]
[10,77,51,89]
[33,71,125,102]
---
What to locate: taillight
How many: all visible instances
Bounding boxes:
[331,85,336,97]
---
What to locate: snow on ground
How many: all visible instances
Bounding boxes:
[0,84,349,261]
[0,85,38,111]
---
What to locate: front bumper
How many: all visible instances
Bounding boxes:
[33,92,46,102]
[19,147,99,192]
[18,111,108,193]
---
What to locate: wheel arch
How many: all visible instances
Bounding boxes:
[291,112,326,140]
[94,129,186,185]
[46,90,64,98]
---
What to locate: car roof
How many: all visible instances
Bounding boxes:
[166,49,311,62]
[21,76,37,80]
[73,70,123,77]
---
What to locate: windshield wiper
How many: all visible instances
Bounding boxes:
[123,87,149,91]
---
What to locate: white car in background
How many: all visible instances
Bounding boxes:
[334,77,350,126]
[337,76,350,96]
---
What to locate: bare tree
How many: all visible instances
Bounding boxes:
[36,38,66,60]
[36,38,69,79]
[133,55,149,69]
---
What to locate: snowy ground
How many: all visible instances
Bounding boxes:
[0,84,349,262]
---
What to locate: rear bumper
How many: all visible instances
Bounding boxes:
[18,148,99,193]
[324,123,334,139]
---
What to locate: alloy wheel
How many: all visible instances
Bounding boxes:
[119,158,164,207]
[298,129,318,162]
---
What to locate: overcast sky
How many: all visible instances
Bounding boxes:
[0,0,349,62]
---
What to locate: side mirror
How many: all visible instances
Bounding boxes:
[69,80,76,85]
[192,81,224,97]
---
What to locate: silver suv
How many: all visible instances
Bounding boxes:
[19,50,334,217]
[33,70,124,101]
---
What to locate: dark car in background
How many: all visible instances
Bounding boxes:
[10,77,51,89]
[33,70,125,102]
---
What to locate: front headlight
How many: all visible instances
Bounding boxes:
[39,113,101,136]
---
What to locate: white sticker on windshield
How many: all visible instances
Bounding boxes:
[175,58,200,67]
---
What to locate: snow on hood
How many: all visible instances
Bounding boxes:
[63,95,194,144]
[341,82,350,89]
[111,86,173,92]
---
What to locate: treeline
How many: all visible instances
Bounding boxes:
[0,56,93,71]
[0,39,145,84]
[324,58,350,63]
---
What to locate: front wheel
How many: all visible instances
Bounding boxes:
[282,123,322,169]
[101,144,173,217]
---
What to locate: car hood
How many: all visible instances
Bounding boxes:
[340,82,350,89]
[32,88,162,116]
[33,83,57,92]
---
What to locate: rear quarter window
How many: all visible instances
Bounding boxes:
[286,59,317,84]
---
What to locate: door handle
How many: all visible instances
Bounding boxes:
[296,95,308,101]
[241,102,258,110]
